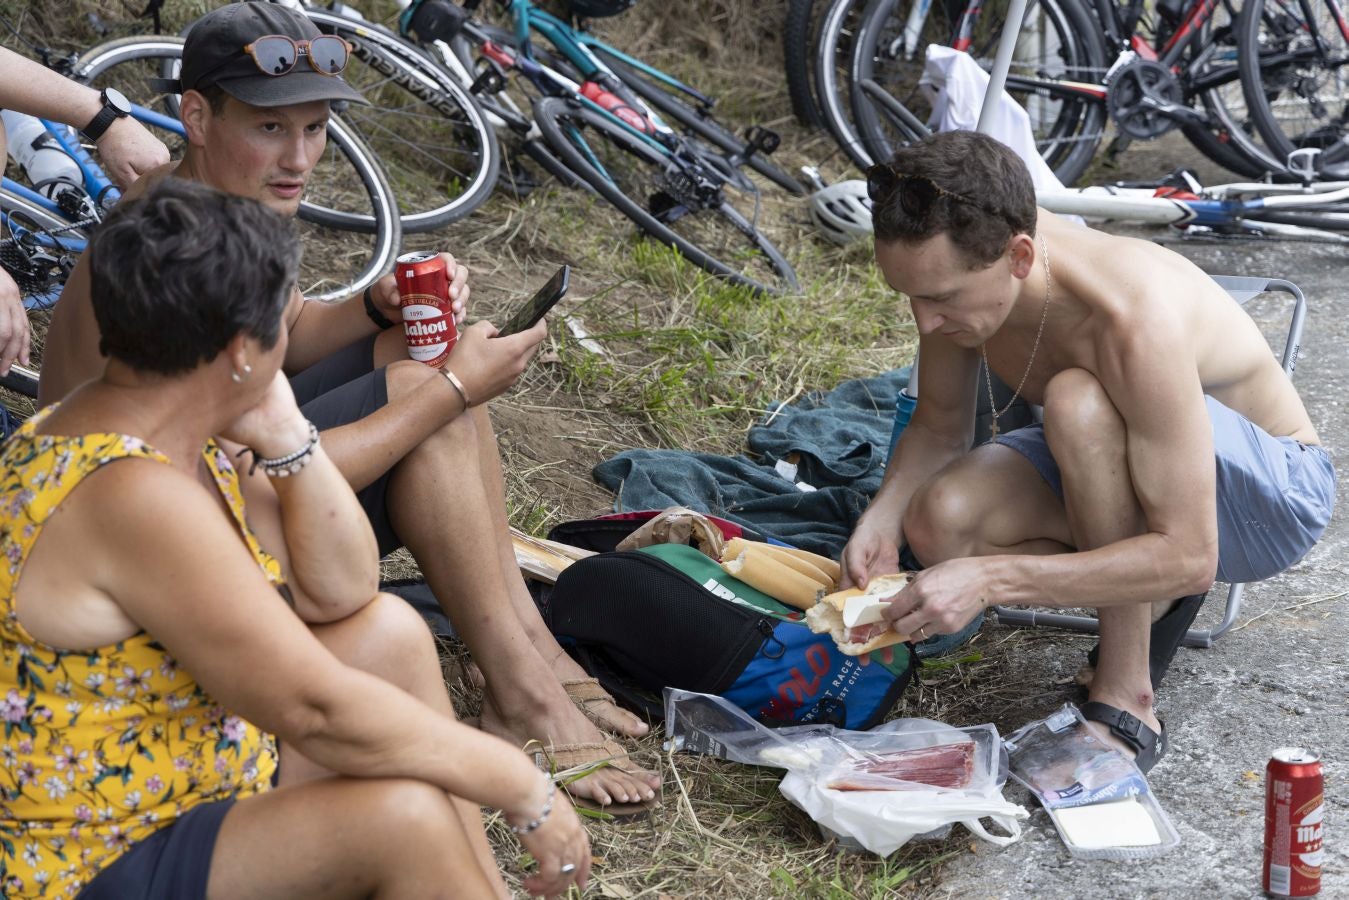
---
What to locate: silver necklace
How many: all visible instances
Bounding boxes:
[982,234,1052,442]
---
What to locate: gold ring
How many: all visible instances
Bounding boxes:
[916,625,927,640]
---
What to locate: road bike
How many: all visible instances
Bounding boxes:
[801,0,1286,184]
[402,0,801,294]
[1238,0,1349,182]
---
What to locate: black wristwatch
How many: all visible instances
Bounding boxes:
[363,286,396,330]
[81,87,131,143]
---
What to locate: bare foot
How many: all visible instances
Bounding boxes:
[479,684,661,809]
[466,656,650,739]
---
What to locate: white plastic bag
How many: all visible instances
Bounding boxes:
[781,771,1028,856]
[664,689,1028,857]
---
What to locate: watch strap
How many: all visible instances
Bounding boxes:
[81,90,129,143]
[363,286,397,330]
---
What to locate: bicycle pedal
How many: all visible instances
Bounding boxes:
[743,125,781,158]
[470,62,507,97]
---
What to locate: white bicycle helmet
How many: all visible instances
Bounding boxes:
[809,179,874,245]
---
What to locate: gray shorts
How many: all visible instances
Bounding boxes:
[995,395,1336,584]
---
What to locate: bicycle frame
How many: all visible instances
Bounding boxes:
[477,1,682,159]
[1,105,183,220]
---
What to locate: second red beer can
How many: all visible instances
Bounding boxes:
[1263,746,1323,897]
[395,250,457,367]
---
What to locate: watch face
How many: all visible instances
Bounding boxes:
[103,87,131,115]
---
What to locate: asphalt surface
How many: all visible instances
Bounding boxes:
[932,228,1347,899]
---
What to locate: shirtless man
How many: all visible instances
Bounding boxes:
[842,131,1335,770]
[39,1,659,810]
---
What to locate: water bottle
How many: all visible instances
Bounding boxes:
[2,110,83,200]
[579,80,652,134]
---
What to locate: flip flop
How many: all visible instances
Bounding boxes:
[1085,593,1206,690]
[531,738,661,819]
[561,677,642,734]
[1080,700,1169,773]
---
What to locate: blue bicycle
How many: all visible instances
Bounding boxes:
[403,0,801,295]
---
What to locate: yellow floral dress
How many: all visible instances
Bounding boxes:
[0,409,280,898]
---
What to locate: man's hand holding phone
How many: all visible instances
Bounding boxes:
[436,265,567,408]
[443,319,547,407]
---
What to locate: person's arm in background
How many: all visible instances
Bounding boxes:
[0,46,169,188]
[0,47,170,376]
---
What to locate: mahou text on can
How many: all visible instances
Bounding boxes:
[1264,746,1323,897]
[395,251,457,367]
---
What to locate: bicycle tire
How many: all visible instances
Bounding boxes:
[1238,0,1349,179]
[1177,7,1284,179]
[73,35,401,304]
[532,97,799,296]
[304,9,501,232]
[0,188,87,401]
[849,0,1108,184]
[1243,208,1349,230]
[596,53,807,195]
[814,0,876,168]
[785,0,827,128]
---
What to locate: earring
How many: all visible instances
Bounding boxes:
[231,371,243,383]
[243,364,252,375]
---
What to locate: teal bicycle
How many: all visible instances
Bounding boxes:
[403,0,801,295]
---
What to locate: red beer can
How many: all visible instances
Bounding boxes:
[395,250,457,367]
[1263,747,1323,897]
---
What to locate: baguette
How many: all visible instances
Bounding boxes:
[721,538,837,590]
[805,573,915,656]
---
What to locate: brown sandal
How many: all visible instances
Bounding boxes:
[530,738,661,819]
[561,677,640,733]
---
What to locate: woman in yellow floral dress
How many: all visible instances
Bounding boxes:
[0,180,590,899]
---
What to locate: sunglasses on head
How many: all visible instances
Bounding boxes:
[243,34,351,78]
[864,165,1006,223]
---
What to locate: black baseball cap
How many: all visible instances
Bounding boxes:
[160,2,367,107]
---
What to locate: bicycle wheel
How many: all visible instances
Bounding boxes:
[1239,0,1349,179]
[850,0,1108,184]
[0,189,87,400]
[815,0,877,168]
[532,97,799,295]
[1176,3,1285,178]
[595,52,807,194]
[73,36,400,304]
[785,0,827,128]
[304,9,501,232]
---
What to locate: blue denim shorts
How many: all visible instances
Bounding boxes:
[77,799,234,900]
[995,395,1336,584]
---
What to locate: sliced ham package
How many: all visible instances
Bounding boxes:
[664,689,1028,856]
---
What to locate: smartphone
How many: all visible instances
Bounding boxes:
[497,264,570,337]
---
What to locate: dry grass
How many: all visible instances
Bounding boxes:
[0,1,1107,895]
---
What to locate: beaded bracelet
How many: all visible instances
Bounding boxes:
[508,779,556,836]
[441,367,473,408]
[245,421,321,478]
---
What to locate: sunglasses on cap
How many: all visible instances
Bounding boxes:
[244,34,351,77]
[865,164,1007,223]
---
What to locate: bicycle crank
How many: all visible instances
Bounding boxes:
[1106,58,1203,140]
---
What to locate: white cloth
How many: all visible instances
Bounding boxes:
[920,44,1067,194]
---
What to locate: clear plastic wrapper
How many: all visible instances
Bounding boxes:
[1003,703,1181,860]
[664,689,1027,857]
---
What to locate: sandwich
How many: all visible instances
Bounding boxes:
[805,573,915,655]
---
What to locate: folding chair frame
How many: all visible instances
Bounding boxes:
[990,275,1307,648]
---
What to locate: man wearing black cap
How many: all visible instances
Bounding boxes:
[41,0,660,817]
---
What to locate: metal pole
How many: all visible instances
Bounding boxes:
[976,0,1030,134]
